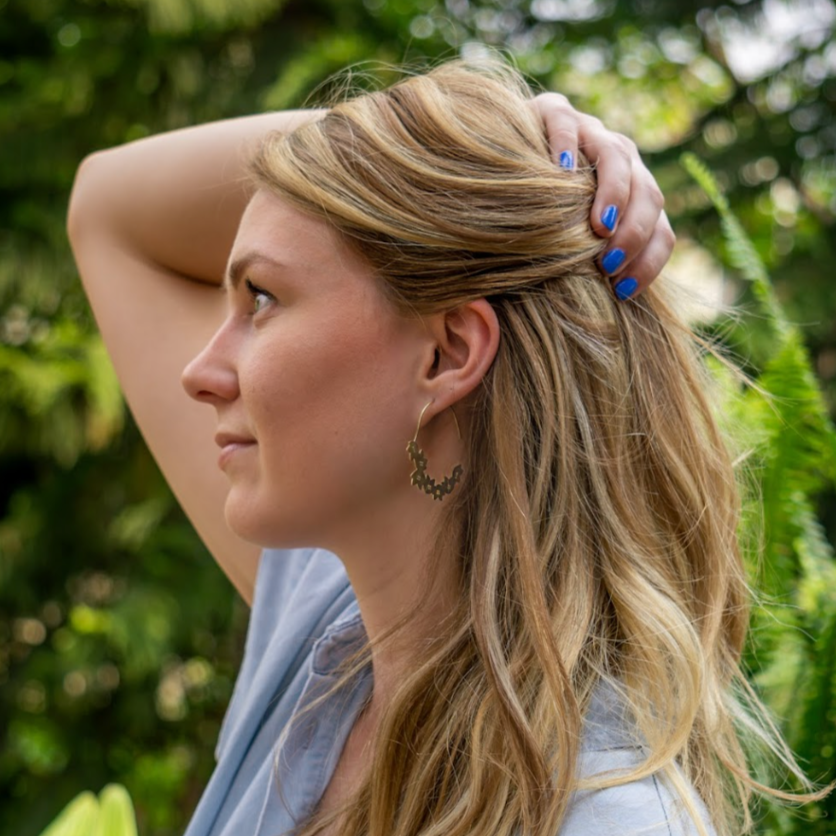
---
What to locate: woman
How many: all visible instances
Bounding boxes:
[67,59,800,836]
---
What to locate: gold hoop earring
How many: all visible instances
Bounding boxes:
[406,401,464,501]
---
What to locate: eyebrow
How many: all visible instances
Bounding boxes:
[222,253,287,292]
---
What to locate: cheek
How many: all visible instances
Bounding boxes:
[293,327,414,477]
[240,314,417,514]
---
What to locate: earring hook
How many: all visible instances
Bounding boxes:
[413,400,462,444]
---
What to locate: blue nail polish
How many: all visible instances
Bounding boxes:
[615,277,638,301]
[602,204,619,231]
[559,150,574,170]
[601,248,626,275]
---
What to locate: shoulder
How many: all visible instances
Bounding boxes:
[561,749,717,836]
[562,681,718,836]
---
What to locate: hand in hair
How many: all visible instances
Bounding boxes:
[533,92,674,300]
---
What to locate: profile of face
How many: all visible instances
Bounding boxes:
[181,189,432,550]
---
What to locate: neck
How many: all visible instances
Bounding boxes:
[325,483,462,711]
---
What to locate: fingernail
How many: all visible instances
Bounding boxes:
[601,248,626,275]
[559,150,574,170]
[601,204,618,232]
[615,277,638,301]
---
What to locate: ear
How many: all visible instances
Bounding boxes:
[419,298,500,415]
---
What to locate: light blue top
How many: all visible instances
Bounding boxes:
[183,547,717,836]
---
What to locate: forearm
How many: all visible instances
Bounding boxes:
[67,110,324,285]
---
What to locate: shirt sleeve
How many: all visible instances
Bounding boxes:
[559,748,718,836]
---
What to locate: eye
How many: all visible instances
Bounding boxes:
[245,279,275,315]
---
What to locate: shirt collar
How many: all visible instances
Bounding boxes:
[311,598,368,676]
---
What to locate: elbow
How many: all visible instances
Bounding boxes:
[66,150,112,246]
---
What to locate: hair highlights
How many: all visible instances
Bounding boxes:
[251,60,817,836]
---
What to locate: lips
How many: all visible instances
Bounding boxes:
[215,431,257,469]
[215,431,256,449]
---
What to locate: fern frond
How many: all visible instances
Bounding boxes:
[684,152,836,833]
[680,152,789,342]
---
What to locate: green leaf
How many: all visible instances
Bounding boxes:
[38,792,99,836]
[37,785,139,836]
[96,784,139,836]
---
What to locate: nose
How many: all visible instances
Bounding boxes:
[181,321,240,405]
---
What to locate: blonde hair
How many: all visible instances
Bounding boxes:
[250,60,816,836]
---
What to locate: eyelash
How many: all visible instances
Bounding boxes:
[245,279,275,315]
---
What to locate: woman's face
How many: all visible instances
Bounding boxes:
[182,189,429,548]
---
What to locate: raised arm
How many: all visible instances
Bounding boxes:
[66,111,322,605]
[66,97,671,607]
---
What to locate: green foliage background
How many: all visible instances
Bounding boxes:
[1,0,834,833]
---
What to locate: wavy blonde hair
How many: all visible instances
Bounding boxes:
[250,60,816,836]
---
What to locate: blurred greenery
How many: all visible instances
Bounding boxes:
[0,0,834,834]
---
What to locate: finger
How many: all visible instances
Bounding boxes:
[532,93,580,171]
[597,171,665,279]
[608,213,676,301]
[578,128,634,238]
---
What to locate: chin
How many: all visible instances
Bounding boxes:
[223,490,324,550]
